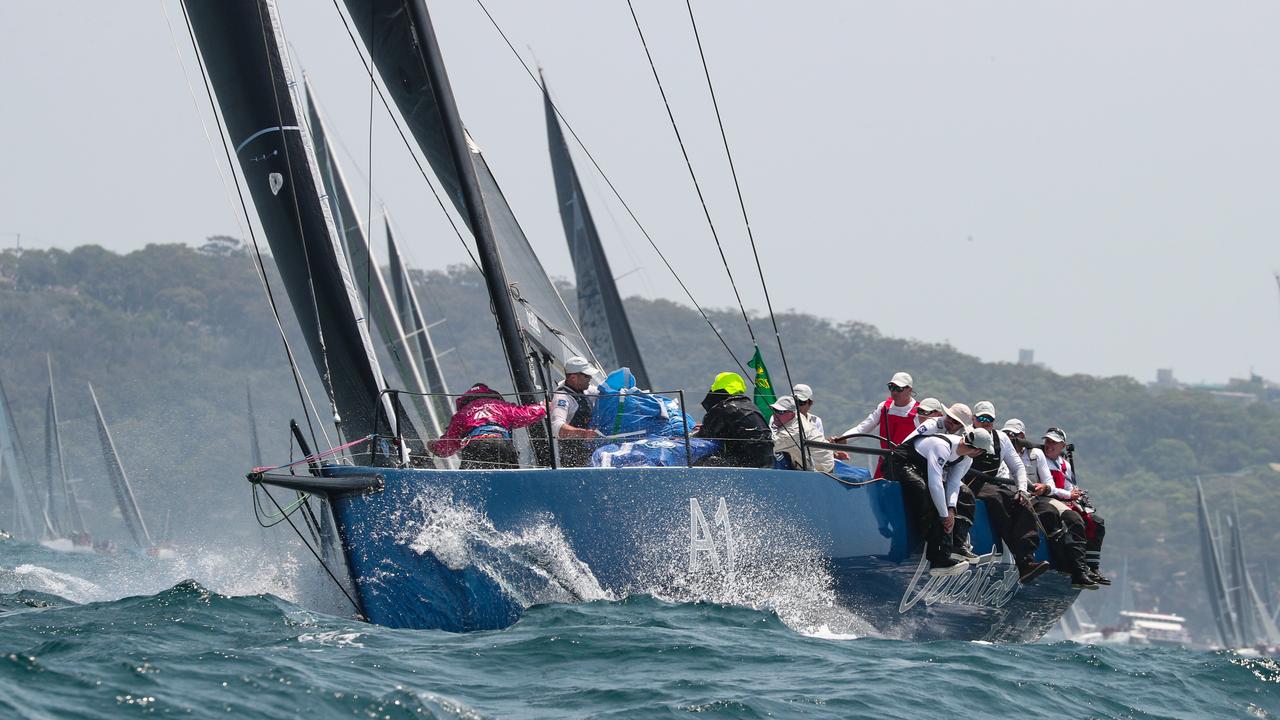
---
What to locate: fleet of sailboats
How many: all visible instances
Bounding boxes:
[1197,479,1280,652]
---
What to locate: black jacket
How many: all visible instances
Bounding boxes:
[695,391,773,468]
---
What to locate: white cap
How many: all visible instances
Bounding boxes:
[792,384,813,402]
[770,395,796,413]
[1001,418,1026,435]
[963,427,995,453]
[889,371,913,388]
[944,402,973,428]
[973,401,996,419]
[564,356,595,376]
[1043,427,1067,444]
[918,397,945,415]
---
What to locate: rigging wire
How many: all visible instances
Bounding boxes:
[327,0,481,272]
[258,482,364,619]
[625,0,757,349]
[174,0,329,451]
[684,1,798,398]
[473,0,747,377]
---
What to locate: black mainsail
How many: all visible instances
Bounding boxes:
[342,0,592,394]
[385,211,450,435]
[541,74,650,388]
[88,383,153,549]
[1197,479,1242,647]
[304,78,439,434]
[184,0,411,445]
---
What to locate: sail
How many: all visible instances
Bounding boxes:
[385,212,450,434]
[342,0,592,375]
[184,0,412,445]
[88,383,153,549]
[1227,512,1257,645]
[44,357,82,536]
[0,376,41,540]
[1197,479,1242,647]
[541,75,650,388]
[303,78,439,434]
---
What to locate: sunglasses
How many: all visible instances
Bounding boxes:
[888,384,909,392]
[976,415,995,423]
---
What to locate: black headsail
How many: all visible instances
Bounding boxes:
[1197,479,1242,647]
[0,376,41,541]
[183,0,412,445]
[88,383,153,549]
[541,74,650,388]
[304,78,440,435]
[343,0,593,399]
[385,210,451,434]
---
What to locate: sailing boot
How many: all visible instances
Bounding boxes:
[1087,564,1111,585]
[1017,558,1051,584]
[1071,571,1099,590]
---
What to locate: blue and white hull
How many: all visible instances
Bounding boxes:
[314,465,1078,641]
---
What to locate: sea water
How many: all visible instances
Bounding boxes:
[1,538,1275,719]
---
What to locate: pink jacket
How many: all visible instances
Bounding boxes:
[428,383,547,457]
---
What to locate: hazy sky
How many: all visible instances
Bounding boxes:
[3,1,1279,385]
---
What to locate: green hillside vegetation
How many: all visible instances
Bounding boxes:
[1,243,1276,640]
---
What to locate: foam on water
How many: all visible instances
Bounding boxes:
[403,489,613,608]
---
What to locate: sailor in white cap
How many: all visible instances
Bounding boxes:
[769,395,834,472]
[898,402,979,561]
[834,371,920,478]
[900,402,973,444]
[1025,427,1107,588]
[550,356,602,465]
[967,403,1048,583]
[888,427,992,576]
[916,397,946,421]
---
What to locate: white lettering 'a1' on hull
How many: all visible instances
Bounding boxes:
[689,497,735,584]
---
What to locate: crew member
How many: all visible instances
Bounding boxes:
[968,402,1048,583]
[429,383,548,469]
[888,428,993,575]
[916,397,946,421]
[693,372,773,468]
[549,356,602,466]
[1029,427,1108,586]
[770,395,834,472]
[900,402,978,562]
[1023,427,1101,589]
[836,371,920,477]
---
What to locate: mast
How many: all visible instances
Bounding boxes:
[1197,479,1242,647]
[304,79,439,437]
[403,0,536,401]
[385,211,450,436]
[541,72,651,388]
[88,383,153,549]
[183,0,413,447]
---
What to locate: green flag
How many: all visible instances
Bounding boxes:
[748,346,776,421]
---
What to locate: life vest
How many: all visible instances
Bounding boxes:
[1048,455,1070,490]
[968,428,1003,477]
[875,399,919,478]
[555,382,593,430]
[878,399,919,447]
